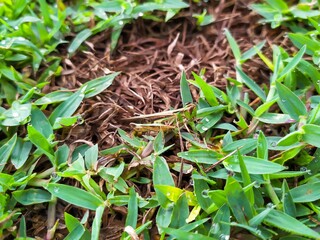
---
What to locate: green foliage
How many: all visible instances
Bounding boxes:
[2,0,320,239]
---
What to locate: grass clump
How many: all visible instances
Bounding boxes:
[1,0,320,239]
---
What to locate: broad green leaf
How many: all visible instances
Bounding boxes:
[48,87,86,125]
[27,125,54,159]
[301,124,320,148]
[223,138,257,154]
[276,82,307,121]
[210,204,230,238]
[11,138,32,169]
[289,33,319,55]
[282,180,296,217]
[84,144,98,170]
[1,102,31,126]
[264,209,320,239]
[290,182,320,203]
[68,29,92,55]
[13,189,52,205]
[224,156,285,174]
[170,194,189,228]
[266,0,288,10]
[153,131,164,154]
[153,156,174,208]
[31,107,53,139]
[52,116,80,129]
[125,187,138,229]
[118,129,144,148]
[193,177,215,213]
[225,177,254,224]
[224,29,241,61]
[180,71,193,106]
[47,183,104,210]
[162,227,215,240]
[155,185,196,206]
[257,113,293,124]
[0,134,17,172]
[196,112,223,133]
[34,91,73,105]
[236,66,266,101]
[178,149,222,164]
[156,206,173,229]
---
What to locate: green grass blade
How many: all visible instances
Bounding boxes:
[180,71,193,106]
[27,125,54,159]
[68,29,92,55]
[82,72,120,98]
[236,66,266,101]
[264,209,320,239]
[224,28,241,62]
[48,87,86,125]
[125,187,138,229]
[277,45,306,81]
[91,205,105,240]
[238,151,254,205]
[225,177,254,224]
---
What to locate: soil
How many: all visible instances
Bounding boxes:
[25,0,294,239]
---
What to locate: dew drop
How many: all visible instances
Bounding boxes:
[119,20,124,26]
[281,99,286,103]
[266,203,274,208]
[300,167,308,172]
[189,179,194,186]
[138,12,143,17]
[53,187,59,193]
[219,234,230,240]
[14,26,18,30]
[12,112,19,118]
[254,182,260,188]
[271,142,277,147]
[201,126,209,131]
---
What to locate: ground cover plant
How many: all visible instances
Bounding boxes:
[1,0,320,239]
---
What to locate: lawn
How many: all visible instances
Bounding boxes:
[1,0,320,239]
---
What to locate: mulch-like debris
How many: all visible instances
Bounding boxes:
[26,0,295,239]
